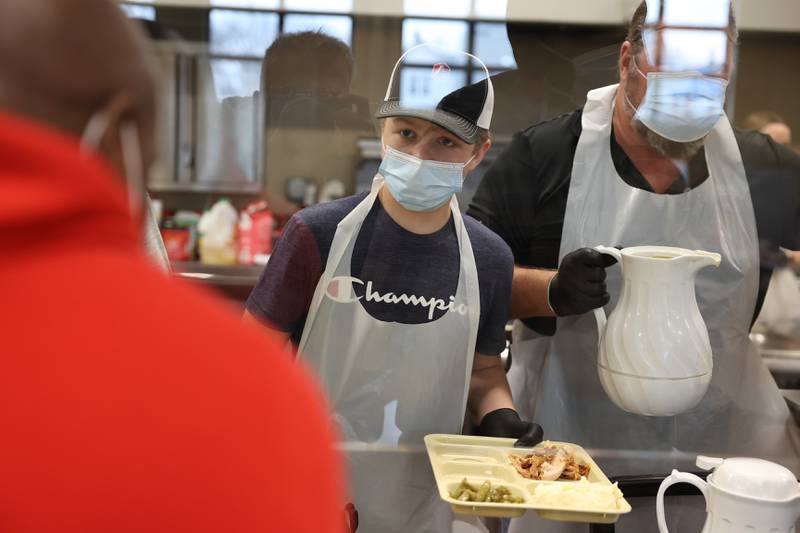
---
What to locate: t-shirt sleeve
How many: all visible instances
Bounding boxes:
[245,215,321,335]
[474,232,515,355]
[467,132,538,261]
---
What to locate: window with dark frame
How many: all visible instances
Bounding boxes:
[399,17,516,110]
[116,3,518,191]
[120,2,156,21]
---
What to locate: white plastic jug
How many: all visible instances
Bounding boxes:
[657,455,800,533]
[593,245,721,416]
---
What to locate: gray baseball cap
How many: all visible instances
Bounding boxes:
[375,44,494,144]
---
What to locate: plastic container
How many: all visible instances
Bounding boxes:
[198,199,238,265]
[161,225,191,262]
[238,201,273,265]
[424,434,632,523]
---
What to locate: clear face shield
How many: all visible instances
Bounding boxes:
[376,44,493,153]
[642,0,734,77]
[374,44,494,211]
[627,0,735,145]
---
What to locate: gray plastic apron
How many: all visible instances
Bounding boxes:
[299,176,482,532]
[508,85,799,532]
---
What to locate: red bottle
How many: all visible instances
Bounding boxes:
[238,201,274,265]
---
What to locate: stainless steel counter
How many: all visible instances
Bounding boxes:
[784,390,800,426]
[751,332,800,388]
[172,261,265,286]
[171,261,265,305]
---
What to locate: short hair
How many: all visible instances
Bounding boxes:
[743,111,787,131]
[474,128,490,148]
[261,30,353,92]
[626,0,738,55]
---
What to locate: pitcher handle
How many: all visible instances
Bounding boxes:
[593,307,607,351]
[656,470,709,533]
[591,246,621,350]
[593,245,623,265]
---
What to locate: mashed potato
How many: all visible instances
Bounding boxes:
[531,478,624,510]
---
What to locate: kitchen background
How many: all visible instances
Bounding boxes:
[118,0,800,313]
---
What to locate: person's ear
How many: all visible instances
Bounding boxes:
[377,118,386,152]
[619,41,633,81]
[465,138,491,175]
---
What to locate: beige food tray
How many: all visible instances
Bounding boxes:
[424,434,632,523]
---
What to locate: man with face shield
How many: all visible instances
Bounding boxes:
[244,45,542,531]
[468,1,800,531]
[0,1,347,531]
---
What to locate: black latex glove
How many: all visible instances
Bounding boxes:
[548,247,618,316]
[477,408,544,448]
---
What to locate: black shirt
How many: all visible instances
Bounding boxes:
[467,108,800,335]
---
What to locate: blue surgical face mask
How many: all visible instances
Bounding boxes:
[626,57,729,143]
[379,143,475,212]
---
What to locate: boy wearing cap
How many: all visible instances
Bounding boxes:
[244,46,541,532]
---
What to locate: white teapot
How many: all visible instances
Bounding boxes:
[657,455,800,533]
[593,245,721,416]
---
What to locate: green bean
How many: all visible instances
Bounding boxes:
[449,479,523,504]
[476,481,491,502]
[458,489,477,501]
[449,486,465,499]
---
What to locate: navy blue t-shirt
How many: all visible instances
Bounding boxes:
[246,192,514,355]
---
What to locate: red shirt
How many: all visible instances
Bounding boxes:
[0,111,344,532]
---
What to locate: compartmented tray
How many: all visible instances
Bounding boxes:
[424,434,632,523]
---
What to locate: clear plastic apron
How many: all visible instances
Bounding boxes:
[509,85,799,532]
[298,176,482,532]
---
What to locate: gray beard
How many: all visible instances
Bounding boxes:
[631,117,706,159]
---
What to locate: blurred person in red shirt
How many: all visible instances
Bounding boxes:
[0,1,345,532]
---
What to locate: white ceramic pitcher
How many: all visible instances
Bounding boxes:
[593,245,721,416]
[657,455,800,533]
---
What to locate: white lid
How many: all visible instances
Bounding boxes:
[697,455,800,501]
